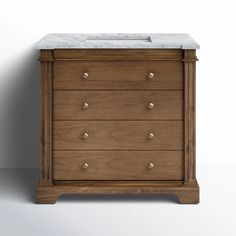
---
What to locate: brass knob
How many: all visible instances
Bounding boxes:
[147,162,154,170]
[82,72,89,79]
[148,72,155,80]
[147,102,154,109]
[82,102,89,110]
[81,132,89,140]
[147,132,155,140]
[82,162,89,170]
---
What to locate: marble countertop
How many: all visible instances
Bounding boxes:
[36,33,199,49]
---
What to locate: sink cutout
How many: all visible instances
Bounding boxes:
[86,36,152,43]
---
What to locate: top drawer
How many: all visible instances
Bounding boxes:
[53,61,183,90]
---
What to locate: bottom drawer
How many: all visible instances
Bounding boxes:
[53,151,184,180]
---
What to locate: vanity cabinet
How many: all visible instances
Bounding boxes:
[36,34,199,204]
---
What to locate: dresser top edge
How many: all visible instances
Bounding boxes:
[39,49,198,61]
[36,33,200,50]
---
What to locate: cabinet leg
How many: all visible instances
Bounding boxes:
[36,183,60,204]
[176,192,199,204]
[175,184,199,204]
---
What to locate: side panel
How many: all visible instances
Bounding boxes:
[40,50,53,184]
[184,50,197,182]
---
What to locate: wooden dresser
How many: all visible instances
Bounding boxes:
[36,34,200,204]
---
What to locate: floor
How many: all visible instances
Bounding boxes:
[0,168,235,236]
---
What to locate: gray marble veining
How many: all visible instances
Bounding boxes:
[36,33,199,49]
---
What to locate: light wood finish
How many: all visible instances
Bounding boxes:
[37,48,199,204]
[36,180,199,204]
[53,151,184,180]
[53,90,183,120]
[53,49,183,61]
[53,61,183,90]
[53,180,184,186]
[53,121,183,150]
[184,50,196,183]
[40,50,53,184]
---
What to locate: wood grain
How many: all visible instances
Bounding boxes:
[53,180,183,186]
[36,180,199,204]
[53,121,183,150]
[53,151,184,180]
[53,90,183,120]
[53,61,183,90]
[37,48,199,204]
[184,50,196,183]
[53,49,183,61]
[40,50,53,184]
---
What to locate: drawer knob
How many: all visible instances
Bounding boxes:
[148,72,155,80]
[147,132,155,140]
[82,162,89,170]
[147,162,154,170]
[147,102,154,109]
[82,102,89,110]
[82,72,89,79]
[82,132,89,140]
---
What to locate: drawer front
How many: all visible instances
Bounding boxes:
[53,61,183,90]
[53,121,183,150]
[53,151,184,180]
[53,91,183,120]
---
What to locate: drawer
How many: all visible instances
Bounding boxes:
[53,121,183,150]
[53,151,184,180]
[53,61,183,90]
[53,91,183,120]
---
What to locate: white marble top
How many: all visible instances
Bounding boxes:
[36,34,199,49]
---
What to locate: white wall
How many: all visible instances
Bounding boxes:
[0,0,235,168]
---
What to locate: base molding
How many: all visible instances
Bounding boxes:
[36,180,199,204]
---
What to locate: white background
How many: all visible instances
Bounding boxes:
[0,1,236,236]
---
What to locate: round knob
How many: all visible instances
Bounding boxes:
[147,132,155,140]
[147,102,154,110]
[82,72,89,79]
[82,102,89,110]
[82,162,89,170]
[148,72,155,80]
[147,162,154,170]
[81,132,89,140]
